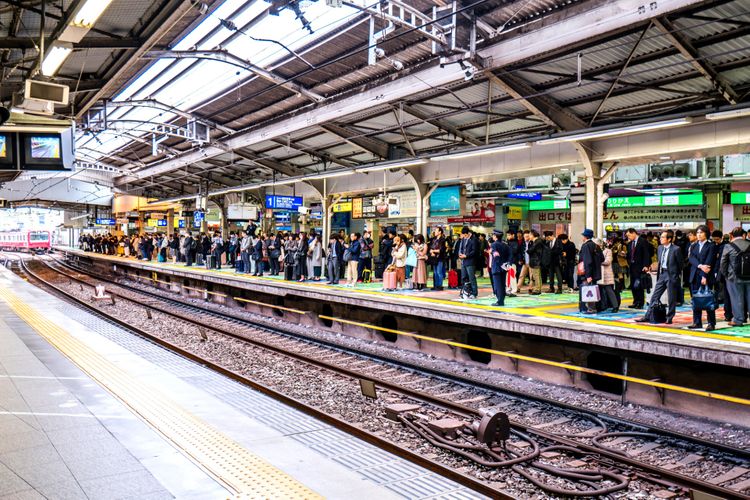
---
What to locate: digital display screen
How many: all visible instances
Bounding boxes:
[30,136,61,159]
[0,135,6,158]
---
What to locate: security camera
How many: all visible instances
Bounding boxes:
[374,47,385,59]
[463,65,475,81]
[391,60,404,71]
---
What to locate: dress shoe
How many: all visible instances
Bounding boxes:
[491,302,503,306]
[610,308,619,313]
[547,288,555,293]
[628,304,640,309]
[728,321,743,327]
[686,323,701,329]
[665,319,672,324]
[635,317,649,323]
[705,324,715,331]
[555,289,563,294]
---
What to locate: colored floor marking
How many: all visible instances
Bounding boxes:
[0,285,321,499]
[59,250,750,345]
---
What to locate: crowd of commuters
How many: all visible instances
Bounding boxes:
[79,223,750,329]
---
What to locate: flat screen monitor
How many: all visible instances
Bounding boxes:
[0,133,16,169]
[21,133,66,170]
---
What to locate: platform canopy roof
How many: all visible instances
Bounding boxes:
[3,0,750,204]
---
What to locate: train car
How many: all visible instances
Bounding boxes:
[0,230,51,253]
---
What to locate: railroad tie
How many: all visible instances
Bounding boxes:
[729,477,750,492]
[454,394,491,404]
[662,453,704,470]
[534,417,571,429]
[708,466,749,485]
[626,442,662,457]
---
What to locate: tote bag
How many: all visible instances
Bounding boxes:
[581,284,601,303]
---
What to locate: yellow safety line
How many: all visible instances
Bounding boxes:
[0,287,321,499]
[61,249,750,343]
[233,297,308,315]
[318,315,750,407]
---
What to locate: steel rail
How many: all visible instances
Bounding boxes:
[19,258,506,498]
[38,258,750,499]
[50,254,750,461]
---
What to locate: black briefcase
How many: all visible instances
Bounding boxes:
[647,303,667,324]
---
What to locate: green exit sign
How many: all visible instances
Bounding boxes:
[730,192,750,204]
[528,199,570,211]
[606,193,703,208]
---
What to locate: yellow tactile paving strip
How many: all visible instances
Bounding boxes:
[0,286,321,500]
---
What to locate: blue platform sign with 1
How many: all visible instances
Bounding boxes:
[265,195,303,210]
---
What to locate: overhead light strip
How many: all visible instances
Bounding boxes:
[536,118,693,145]
[705,108,750,121]
[431,143,531,161]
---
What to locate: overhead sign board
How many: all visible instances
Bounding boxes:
[606,193,703,208]
[193,210,204,223]
[95,218,115,226]
[529,199,570,211]
[730,192,750,205]
[332,200,352,213]
[265,195,303,210]
[507,192,542,201]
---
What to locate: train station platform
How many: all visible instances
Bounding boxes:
[55,247,750,370]
[0,263,480,499]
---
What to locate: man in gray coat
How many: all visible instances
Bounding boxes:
[720,227,750,327]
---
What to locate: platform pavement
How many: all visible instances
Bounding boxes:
[0,263,486,500]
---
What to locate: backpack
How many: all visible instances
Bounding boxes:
[730,242,750,281]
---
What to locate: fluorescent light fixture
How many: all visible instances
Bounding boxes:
[73,0,114,27]
[41,43,73,76]
[304,170,353,181]
[536,118,693,145]
[705,108,750,121]
[271,178,298,186]
[356,159,427,173]
[431,143,531,161]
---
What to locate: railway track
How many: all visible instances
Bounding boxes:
[16,255,750,499]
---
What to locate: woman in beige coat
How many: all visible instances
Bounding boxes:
[596,238,619,312]
[413,234,428,290]
[391,235,407,289]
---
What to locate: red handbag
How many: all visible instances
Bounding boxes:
[577,261,586,276]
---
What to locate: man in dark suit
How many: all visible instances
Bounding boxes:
[490,230,511,306]
[545,231,564,294]
[626,228,651,309]
[636,230,683,324]
[458,226,478,299]
[579,229,602,314]
[688,225,717,330]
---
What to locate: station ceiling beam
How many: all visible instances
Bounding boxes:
[483,69,586,132]
[653,17,738,105]
[318,123,390,159]
[400,103,482,146]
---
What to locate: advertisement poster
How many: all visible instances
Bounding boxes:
[389,191,418,218]
[448,197,496,224]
